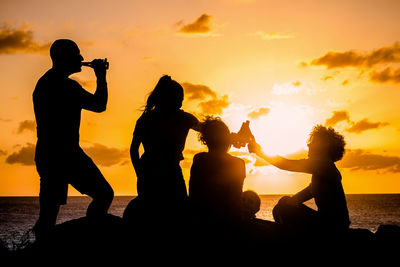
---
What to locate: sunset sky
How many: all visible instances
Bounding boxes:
[1,0,400,196]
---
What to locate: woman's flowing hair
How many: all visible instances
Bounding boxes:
[143,75,184,114]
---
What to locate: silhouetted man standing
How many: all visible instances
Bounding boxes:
[33,39,114,240]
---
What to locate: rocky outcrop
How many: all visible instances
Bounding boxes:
[8,215,400,263]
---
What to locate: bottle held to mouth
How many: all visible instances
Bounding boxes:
[81,58,109,70]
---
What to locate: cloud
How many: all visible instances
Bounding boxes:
[251,31,295,40]
[177,14,212,34]
[0,117,11,122]
[324,110,350,127]
[198,95,230,115]
[369,67,400,84]
[0,23,50,54]
[4,142,129,167]
[292,81,301,87]
[181,81,230,115]
[321,75,333,81]
[341,80,349,86]
[182,82,217,100]
[83,143,129,167]
[17,120,35,134]
[0,149,6,156]
[247,107,270,119]
[311,42,400,69]
[298,61,308,68]
[338,149,400,173]
[5,143,35,165]
[346,118,389,134]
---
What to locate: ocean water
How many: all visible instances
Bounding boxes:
[1,195,400,249]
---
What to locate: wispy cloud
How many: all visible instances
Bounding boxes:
[369,67,400,84]
[324,110,389,134]
[324,110,350,127]
[321,75,333,81]
[346,119,389,134]
[5,143,35,165]
[5,143,129,167]
[182,82,217,101]
[83,143,129,167]
[17,120,35,134]
[338,149,400,173]
[310,42,400,69]
[0,23,50,54]
[177,14,213,35]
[0,149,7,156]
[182,81,230,115]
[198,94,230,115]
[247,107,270,119]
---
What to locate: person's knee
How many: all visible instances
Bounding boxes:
[273,196,290,223]
[102,184,114,204]
[242,190,261,219]
[277,196,291,206]
[92,183,114,205]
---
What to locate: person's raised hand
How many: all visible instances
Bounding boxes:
[91,59,107,79]
[247,139,262,154]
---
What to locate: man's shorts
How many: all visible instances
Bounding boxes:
[36,147,110,205]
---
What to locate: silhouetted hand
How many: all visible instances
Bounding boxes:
[248,140,262,155]
[91,59,107,79]
[231,120,254,148]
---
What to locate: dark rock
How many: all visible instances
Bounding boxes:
[375,224,400,242]
[12,215,400,263]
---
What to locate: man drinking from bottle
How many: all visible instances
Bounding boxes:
[32,39,114,240]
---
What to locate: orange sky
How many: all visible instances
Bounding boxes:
[1,0,400,196]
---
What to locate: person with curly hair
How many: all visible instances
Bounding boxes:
[248,125,350,231]
[189,116,247,228]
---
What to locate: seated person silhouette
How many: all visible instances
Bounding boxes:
[32,39,114,240]
[189,116,246,230]
[125,75,202,224]
[242,190,261,221]
[248,125,350,232]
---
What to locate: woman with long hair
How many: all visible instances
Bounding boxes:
[124,75,200,222]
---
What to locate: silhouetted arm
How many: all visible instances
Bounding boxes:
[291,185,313,204]
[248,140,314,174]
[130,131,142,177]
[81,59,108,112]
[130,117,144,178]
[189,114,201,132]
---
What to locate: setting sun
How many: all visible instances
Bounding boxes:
[250,103,314,156]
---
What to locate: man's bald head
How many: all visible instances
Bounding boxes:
[49,39,83,74]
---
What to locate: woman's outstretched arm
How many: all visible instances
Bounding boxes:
[248,140,314,174]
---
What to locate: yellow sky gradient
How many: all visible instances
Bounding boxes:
[1,0,400,196]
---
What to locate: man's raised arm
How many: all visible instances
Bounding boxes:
[81,59,108,112]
